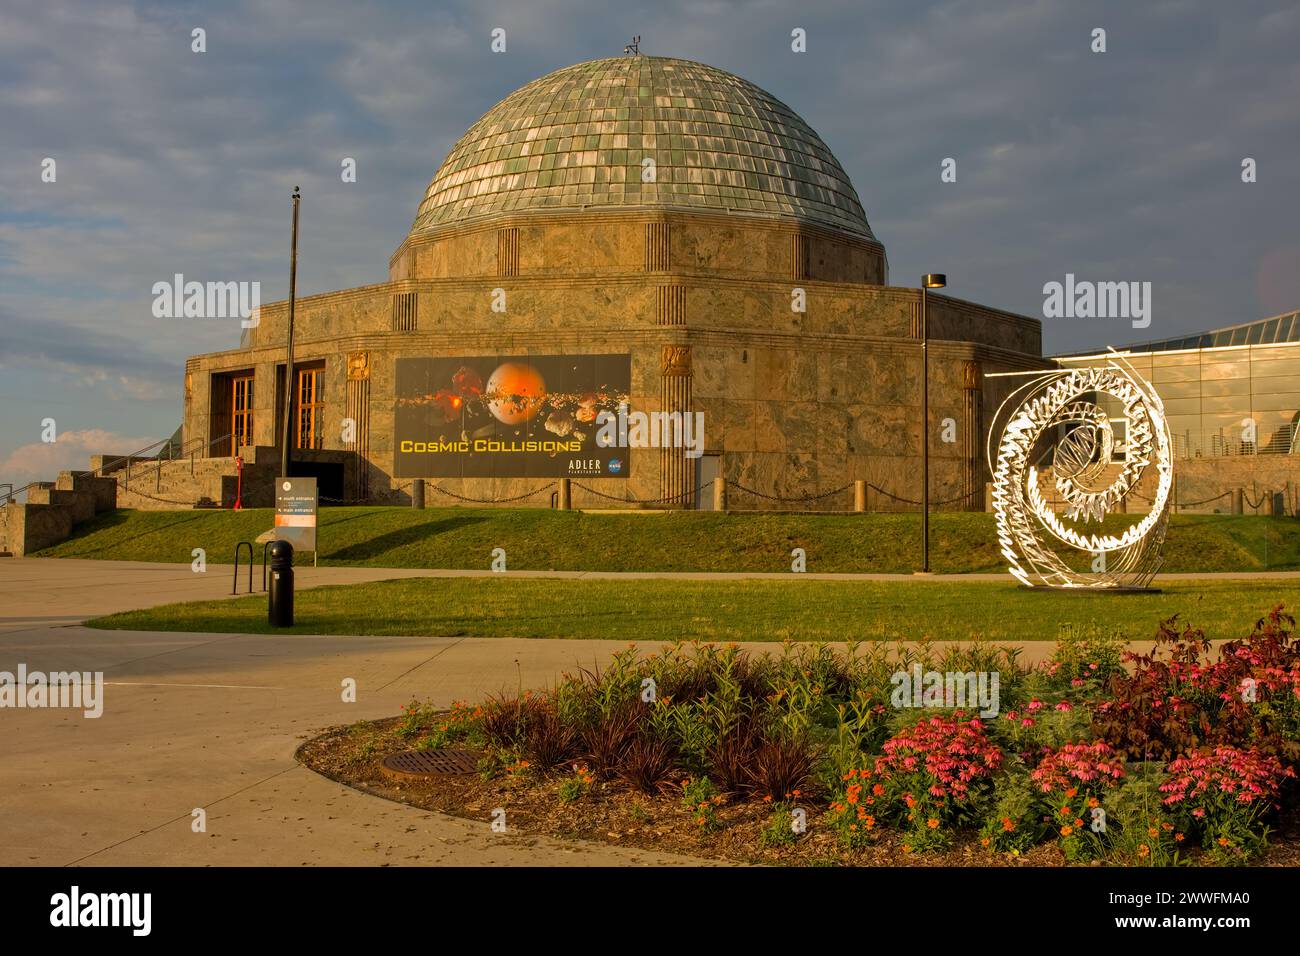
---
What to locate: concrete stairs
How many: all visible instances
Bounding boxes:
[0,448,277,556]
[1,472,118,557]
[107,453,276,511]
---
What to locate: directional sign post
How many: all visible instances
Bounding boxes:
[274,476,318,564]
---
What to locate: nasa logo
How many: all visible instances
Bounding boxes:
[608,458,623,474]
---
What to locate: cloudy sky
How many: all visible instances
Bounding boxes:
[2,0,1298,484]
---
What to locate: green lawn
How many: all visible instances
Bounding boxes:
[36,507,1300,574]
[86,577,1298,643]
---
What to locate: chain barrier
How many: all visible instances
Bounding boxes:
[1126,487,1264,510]
[1242,487,1270,511]
[1173,490,1234,509]
[320,481,414,505]
[428,482,556,504]
[728,480,853,503]
[571,479,712,505]
[863,483,975,508]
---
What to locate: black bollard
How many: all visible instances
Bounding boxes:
[411,478,425,509]
[267,540,294,627]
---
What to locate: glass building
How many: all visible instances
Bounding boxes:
[1057,310,1300,460]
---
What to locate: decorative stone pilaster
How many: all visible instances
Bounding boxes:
[655,285,686,325]
[644,222,671,272]
[346,351,371,500]
[497,226,519,277]
[962,359,983,511]
[790,232,809,281]
[659,344,693,508]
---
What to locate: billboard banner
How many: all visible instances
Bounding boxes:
[394,354,632,478]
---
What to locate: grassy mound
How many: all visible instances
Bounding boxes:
[36,507,1300,574]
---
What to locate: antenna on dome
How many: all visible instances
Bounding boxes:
[623,36,641,55]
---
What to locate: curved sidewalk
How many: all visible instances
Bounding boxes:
[0,559,721,867]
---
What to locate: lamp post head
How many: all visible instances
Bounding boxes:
[922,273,946,289]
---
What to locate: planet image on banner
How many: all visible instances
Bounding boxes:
[486,362,546,425]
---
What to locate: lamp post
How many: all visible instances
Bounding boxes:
[279,186,301,480]
[920,273,947,573]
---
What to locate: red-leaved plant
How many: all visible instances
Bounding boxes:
[1094,607,1300,762]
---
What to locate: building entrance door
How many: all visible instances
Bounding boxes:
[295,366,324,449]
[231,374,254,456]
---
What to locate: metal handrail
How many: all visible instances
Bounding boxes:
[0,482,36,506]
[1,431,237,506]
[1166,421,1299,460]
[115,432,235,489]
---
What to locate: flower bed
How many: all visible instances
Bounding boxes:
[298,608,1300,866]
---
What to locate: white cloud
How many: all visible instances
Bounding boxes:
[0,428,159,488]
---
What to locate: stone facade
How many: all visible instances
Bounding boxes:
[184,208,1044,510]
[180,56,1048,511]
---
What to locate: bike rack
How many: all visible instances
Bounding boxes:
[261,540,275,591]
[233,541,254,594]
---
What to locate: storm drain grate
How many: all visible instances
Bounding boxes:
[380,749,479,780]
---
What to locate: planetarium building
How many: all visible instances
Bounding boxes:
[180,54,1045,510]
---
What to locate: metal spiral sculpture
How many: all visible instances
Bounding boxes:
[987,356,1173,589]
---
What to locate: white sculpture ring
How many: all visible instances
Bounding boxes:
[986,358,1173,589]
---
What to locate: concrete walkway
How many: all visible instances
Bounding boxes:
[0,558,720,866]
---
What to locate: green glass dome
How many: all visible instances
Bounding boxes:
[410,56,876,241]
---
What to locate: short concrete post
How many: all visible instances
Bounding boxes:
[1234,487,1244,515]
[713,476,726,511]
[411,478,425,509]
[854,479,866,513]
[559,478,571,510]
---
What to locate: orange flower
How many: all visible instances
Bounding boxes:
[1217,837,1230,847]
[1060,825,1073,836]
[927,818,940,829]
[1138,844,1150,858]
[980,837,991,847]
